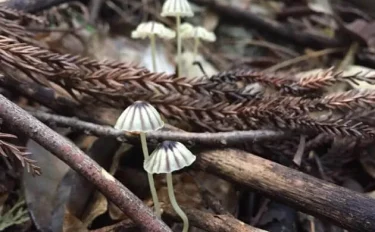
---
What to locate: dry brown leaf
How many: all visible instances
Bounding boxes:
[63,209,88,232]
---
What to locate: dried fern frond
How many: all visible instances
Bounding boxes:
[241,106,373,138]
[1,35,374,136]
[0,7,46,45]
[0,132,41,176]
[313,89,375,111]
[210,69,293,88]
[0,7,46,24]
[287,69,375,94]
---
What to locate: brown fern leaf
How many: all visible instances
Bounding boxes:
[0,36,298,104]
[287,68,375,94]
[209,69,294,93]
[0,36,211,97]
[0,7,46,45]
[242,107,373,137]
[0,18,39,44]
[0,35,374,137]
[258,89,375,116]
[288,68,339,92]
[0,7,46,24]
[312,89,375,111]
[0,132,41,175]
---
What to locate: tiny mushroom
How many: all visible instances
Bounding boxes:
[161,0,194,78]
[144,140,196,232]
[115,101,164,218]
[179,22,216,60]
[131,21,176,72]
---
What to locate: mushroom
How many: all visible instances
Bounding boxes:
[161,0,194,77]
[115,101,164,218]
[144,141,196,232]
[179,22,216,60]
[131,21,176,72]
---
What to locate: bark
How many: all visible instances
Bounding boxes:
[196,149,375,232]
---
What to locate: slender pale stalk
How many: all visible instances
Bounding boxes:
[166,173,189,232]
[150,35,157,72]
[193,37,199,61]
[140,132,161,218]
[176,15,182,77]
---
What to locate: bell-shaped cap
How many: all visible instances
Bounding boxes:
[161,0,194,17]
[115,101,164,132]
[131,21,176,40]
[144,141,196,174]
[179,23,216,42]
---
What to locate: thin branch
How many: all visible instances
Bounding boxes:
[28,110,288,145]
[0,94,171,232]
[265,48,344,72]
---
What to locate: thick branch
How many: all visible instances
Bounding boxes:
[164,207,266,232]
[0,94,171,232]
[195,149,375,232]
[29,110,287,145]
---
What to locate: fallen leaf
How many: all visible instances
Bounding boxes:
[23,139,70,231]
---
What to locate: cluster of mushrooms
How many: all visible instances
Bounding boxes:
[131,0,216,76]
[114,100,195,232]
[115,1,217,231]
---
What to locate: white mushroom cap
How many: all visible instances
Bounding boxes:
[179,23,216,42]
[115,101,164,132]
[161,0,194,17]
[131,21,176,39]
[144,141,196,174]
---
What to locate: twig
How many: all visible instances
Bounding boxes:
[163,207,266,232]
[236,39,300,58]
[28,110,287,145]
[195,149,375,232]
[0,94,171,232]
[265,48,344,72]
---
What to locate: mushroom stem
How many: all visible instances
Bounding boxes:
[193,37,200,61]
[176,15,182,77]
[166,173,189,232]
[140,132,161,218]
[150,34,157,72]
